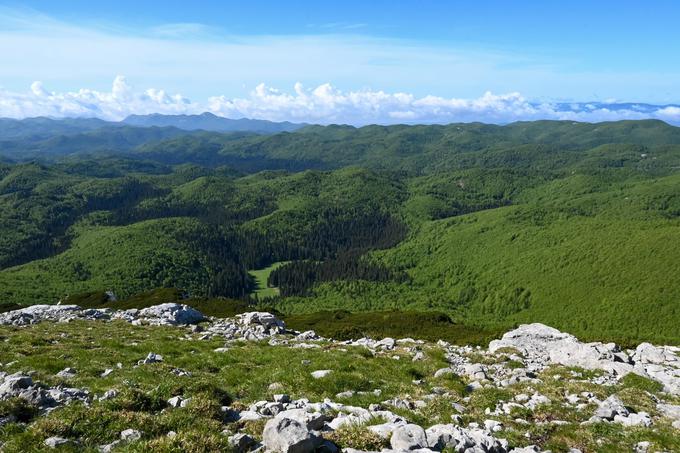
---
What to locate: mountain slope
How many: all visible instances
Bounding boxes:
[2,120,680,345]
[274,171,680,344]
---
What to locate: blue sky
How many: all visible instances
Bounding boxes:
[1,1,680,123]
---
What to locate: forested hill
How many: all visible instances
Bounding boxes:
[132,119,680,173]
[1,118,680,344]
[4,118,680,172]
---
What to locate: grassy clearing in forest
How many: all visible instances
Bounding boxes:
[249,261,289,300]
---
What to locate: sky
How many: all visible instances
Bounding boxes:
[1,1,680,124]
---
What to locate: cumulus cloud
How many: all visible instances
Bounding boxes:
[1,77,679,125]
[0,76,196,120]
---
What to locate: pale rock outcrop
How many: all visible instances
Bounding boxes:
[137,303,205,325]
[263,416,319,453]
[489,323,626,372]
[489,323,680,395]
[390,424,428,450]
[0,372,89,417]
[0,304,107,326]
[424,423,507,452]
[593,395,629,420]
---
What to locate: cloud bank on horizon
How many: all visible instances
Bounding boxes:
[2,76,680,126]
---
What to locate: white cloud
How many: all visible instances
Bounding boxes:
[0,76,196,120]
[657,106,680,120]
[1,77,679,125]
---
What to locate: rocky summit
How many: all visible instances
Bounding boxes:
[1,304,680,452]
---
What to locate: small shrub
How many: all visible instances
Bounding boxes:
[145,429,233,453]
[468,388,512,412]
[505,360,524,369]
[241,419,267,438]
[0,398,39,423]
[326,423,389,451]
[619,373,664,393]
[441,374,467,395]
[493,347,524,357]
[184,394,223,421]
[103,387,166,412]
[185,381,233,406]
[407,367,426,380]
[617,387,657,414]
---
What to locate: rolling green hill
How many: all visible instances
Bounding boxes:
[1,119,680,344]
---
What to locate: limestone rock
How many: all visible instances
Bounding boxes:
[228,433,257,452]
[120,429,143,442]
[44,436,70,448]
[390,423,428,451]
[594,395,629,420]
[311,370,332,379]
[137,303,205,325]
[263,416,318,453]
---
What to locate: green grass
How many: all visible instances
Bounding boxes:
[249,261,289,300]
[0,321,446,451]
[1,321,679,452]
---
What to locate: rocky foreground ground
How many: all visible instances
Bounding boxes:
[1,303,679,452]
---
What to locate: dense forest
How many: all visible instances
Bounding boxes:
[2,117,680,344]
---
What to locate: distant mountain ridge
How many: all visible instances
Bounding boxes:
[0,113,307,142]
[122,112,306,133]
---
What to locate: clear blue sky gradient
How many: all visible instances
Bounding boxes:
[9,0,679,68]
[1,0,679,104]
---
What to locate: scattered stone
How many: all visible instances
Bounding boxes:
[44,436,70,448]
[488,323,680,394]
[376,337,396,350]
[615,411,652,427]
[138,352,163,365]
[56,367,77,378]
[311,370,332,379]
[484,419,503,432]
[434,368,455,378]
[594,395,629,420]
[167,396,185,408]
[98,440,121,452]
[170,368,191,377]
[228,433,257,452]
[274,394,291,403]
[5,305,680,451]
[269,382,285,392]
[99,389,118,401]
[635,441,651,453]
[464,363,487,381]
[120,429,143,442]
[335,390,355,399]
[657,403,680,422]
